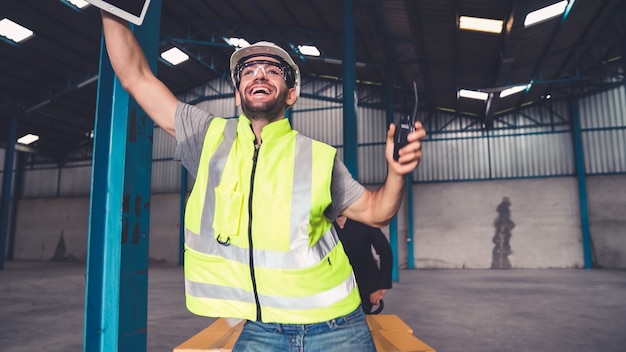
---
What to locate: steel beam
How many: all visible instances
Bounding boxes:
[83,1,161,351]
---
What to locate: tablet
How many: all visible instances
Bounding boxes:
[86,0,152,26]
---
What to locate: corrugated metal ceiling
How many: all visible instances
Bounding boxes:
[1,0,624,161]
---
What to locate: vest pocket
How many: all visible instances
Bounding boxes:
[213,186,243,238]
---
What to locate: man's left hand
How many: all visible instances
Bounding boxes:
[386,122,426,175]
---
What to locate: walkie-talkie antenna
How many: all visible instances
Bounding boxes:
[411,81,418,123]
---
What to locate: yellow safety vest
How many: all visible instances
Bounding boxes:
[183,115,360,324]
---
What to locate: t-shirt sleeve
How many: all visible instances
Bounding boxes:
[325,157,364,220]
[174,102,214,178]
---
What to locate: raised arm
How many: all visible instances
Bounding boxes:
[101,11,178,137]
[342,121,426,227]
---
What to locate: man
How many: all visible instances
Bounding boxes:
[100,10,425,352]
[334,216,393,314]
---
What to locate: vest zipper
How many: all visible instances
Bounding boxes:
[248,142,262,321]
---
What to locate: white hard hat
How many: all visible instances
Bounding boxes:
[229,41,301,101]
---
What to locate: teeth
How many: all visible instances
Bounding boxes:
[252,87,269,94]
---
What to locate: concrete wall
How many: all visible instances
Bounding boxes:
[587,175,626,268]
[407,174,626,269]
[10,175,626,268]
[13,194,182,264]
[410,178,584,269]
[13,197,90,261]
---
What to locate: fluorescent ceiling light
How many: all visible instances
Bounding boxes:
[459,16,503,34]
[500,83,532,98]
[18,134,39,145]
[225,37,250,48]
[524,1,568,27]
[66,0,90,9]
[298,45,320,57]
[161,47,189,65]
[0,18,34,43]
[459,89,489,101]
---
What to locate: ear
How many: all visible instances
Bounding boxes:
[285,87,297,106]
[235,89,242,106]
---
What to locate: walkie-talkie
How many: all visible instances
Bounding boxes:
[393,82,418,161]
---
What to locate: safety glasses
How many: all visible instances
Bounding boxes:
[237,60,287,81]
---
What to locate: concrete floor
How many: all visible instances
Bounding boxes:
[1,260,625,352]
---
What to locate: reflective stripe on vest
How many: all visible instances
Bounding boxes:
[185,119,338,268]
[183,116,359,323]
[185,264,355,310]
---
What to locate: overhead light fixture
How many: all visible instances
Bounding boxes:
[459,89,489,101]
[18,134,39,145]
[298,45,320,57]
[322,57,366,67]
[524,1,569,27]
[499,83,532,98]
[459,16,503,34]
[0,18,34,43]
[224,37,250,48]
[65,0,90,9]
[161,47,189,65]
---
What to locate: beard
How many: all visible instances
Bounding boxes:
[240,88,289,122]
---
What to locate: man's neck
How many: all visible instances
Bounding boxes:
[248,116,284,143]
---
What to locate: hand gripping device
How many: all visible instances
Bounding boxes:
[393,82,418,161]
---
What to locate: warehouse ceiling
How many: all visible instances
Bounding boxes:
[1,0,625,162]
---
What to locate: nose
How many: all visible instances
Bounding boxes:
[253,66,267,79]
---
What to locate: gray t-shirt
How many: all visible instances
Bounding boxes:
[174,102,364,220]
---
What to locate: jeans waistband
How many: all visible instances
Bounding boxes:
[258,305,365,335]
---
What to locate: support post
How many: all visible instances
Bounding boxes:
[570,99,593,269]
[7,152,23,261]
[0,115,17,270]
[384,68,400,281]
[83,2,161,351]
[406,174,415,270]
[342,0,358,178]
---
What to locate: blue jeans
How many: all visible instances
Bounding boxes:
[232,306,376,352]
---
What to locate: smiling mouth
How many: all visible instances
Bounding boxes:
[251,87,271,95]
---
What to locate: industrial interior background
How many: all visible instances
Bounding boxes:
[1,0,626,351]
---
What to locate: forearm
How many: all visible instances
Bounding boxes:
[370,171,406,225]
[342,182,404,228]
[347,171,405,227]
[101,11,151,90]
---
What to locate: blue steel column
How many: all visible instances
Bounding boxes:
[0,115,17,270]
[342,0,358,177]
[7,152,23,261]
[284,106,291,121]
[384,72,399,282]
[570,99,593,269]
[405,176,415,270]
[84,2,161,351]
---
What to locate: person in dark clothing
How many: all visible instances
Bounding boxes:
[334,216,393,314]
